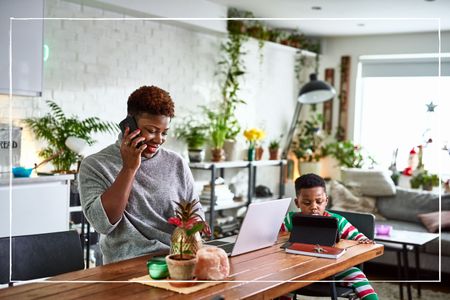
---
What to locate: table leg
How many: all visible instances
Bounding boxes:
[397,250,404,300]
[403,244,412,300]
[415,246,421,297]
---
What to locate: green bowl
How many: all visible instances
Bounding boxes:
[147,259,169,280]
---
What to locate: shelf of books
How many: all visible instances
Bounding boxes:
[190,159,287,239]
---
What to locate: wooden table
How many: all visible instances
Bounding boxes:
[0,235,383,299]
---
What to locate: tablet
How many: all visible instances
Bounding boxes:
[288,213,339,246]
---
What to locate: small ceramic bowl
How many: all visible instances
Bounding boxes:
[147,258,169,280]
[12,167,33,178]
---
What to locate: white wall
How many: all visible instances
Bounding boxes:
[0,0,304,193]
[319,31,450,141]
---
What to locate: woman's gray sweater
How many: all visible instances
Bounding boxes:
[78,140,202,264]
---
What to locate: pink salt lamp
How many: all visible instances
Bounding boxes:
[194,246,230,280]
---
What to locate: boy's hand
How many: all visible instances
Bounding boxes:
[358,238,375,244]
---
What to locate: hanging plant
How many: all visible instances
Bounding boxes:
[218,22,248,141]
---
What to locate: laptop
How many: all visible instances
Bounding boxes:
[282,213,339,248]
[205,198,291,256]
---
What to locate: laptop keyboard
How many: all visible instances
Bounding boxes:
[204,240,235,254]
[219,243,235,254]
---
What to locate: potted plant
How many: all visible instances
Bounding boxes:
[205,109,228,162]
[292,113,325,175]
[166,199,209,281]
[322,140,375,169]
[410,170,439,191]
[174,114,209,163]
[243,127,266,161]
[268,134,283,160]
[25,100,117,173]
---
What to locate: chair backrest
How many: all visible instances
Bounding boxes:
[0,237,10,284]
[11,230,84,281]
[329,210,375,240]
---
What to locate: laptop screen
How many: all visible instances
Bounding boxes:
[206,198,291,256]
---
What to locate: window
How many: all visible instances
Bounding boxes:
[356,54,450,177]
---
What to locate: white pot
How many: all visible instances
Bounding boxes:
[298,161,321,176]
[223,140,239,161]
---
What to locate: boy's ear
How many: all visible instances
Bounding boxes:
[294,196,300,207]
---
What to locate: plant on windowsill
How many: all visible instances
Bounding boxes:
[410,170,439,191]
[25,100,117,173]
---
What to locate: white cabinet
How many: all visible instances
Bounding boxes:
[0,175,73,237]
[0,0,44,96]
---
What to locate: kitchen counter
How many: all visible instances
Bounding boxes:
[0,173,74,237]
[0,174,74,186]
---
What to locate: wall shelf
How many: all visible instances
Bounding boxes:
[189,159,287,238]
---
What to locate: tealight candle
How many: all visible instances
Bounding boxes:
[147,258,169,280]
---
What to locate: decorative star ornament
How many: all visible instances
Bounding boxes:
[426,101,437,112]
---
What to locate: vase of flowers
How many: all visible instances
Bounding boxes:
[166,199,210,281]
[243,128,266,161]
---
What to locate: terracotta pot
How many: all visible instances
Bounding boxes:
[255,146,264,160]
[211,148,225,162]
[269,148,279,160]
[165,254,197,280]
[170,227,202,256]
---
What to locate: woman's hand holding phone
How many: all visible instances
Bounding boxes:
[120,127,147,171]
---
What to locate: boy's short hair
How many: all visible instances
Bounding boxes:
[295,173,326,194]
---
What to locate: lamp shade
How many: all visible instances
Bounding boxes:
[298,74,336,104]
[65,136,88,155]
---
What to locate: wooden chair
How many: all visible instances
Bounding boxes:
[0,230,84,284]
[293,210,375,300]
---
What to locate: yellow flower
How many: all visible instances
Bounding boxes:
[244,128,266,147]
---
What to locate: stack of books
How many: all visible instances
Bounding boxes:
[200,183,235,206]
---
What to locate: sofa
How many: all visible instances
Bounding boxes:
[325,167,450,275]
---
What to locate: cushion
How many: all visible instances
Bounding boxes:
[377,187,450,223]
[417,211,450,233]
[340,168,396,196]
[329,180,385,220]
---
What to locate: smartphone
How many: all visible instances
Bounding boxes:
[119,116,144,147]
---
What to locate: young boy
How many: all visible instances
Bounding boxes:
[282,173,378,300]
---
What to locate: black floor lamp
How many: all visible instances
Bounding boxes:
[282,73,336,159]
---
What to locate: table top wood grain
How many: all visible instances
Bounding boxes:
[0,235,384,299]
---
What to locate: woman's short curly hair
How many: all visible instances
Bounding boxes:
[127,85,175,118]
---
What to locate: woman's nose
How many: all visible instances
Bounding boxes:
[153,132,164,143]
